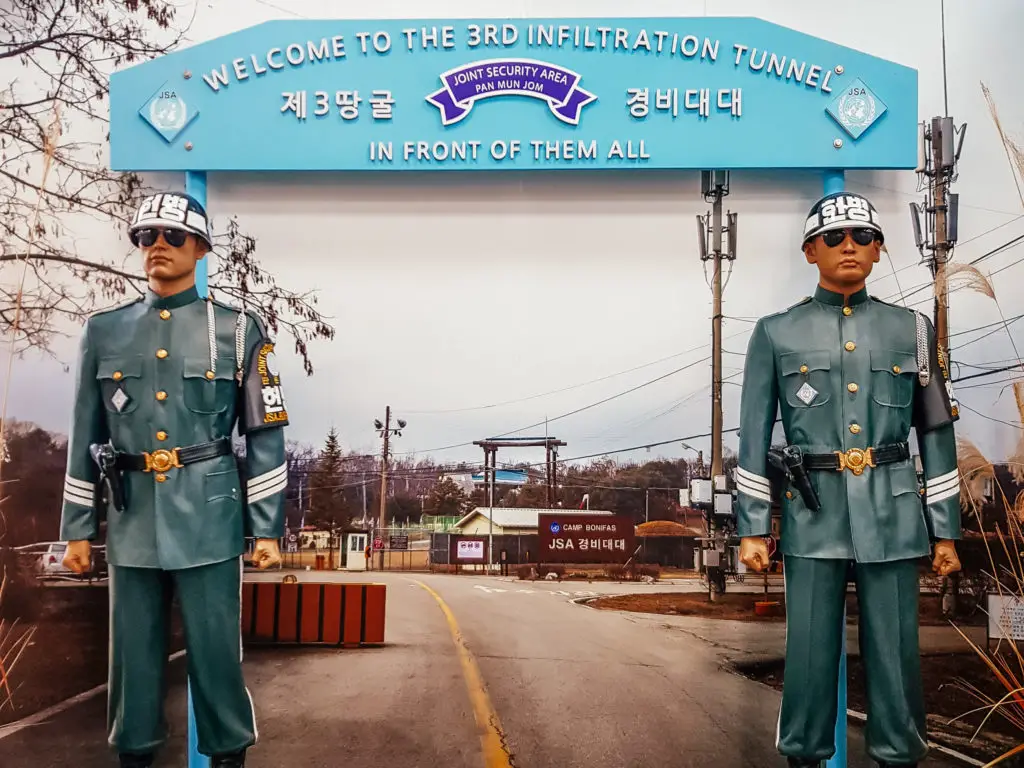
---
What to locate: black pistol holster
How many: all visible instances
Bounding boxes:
[767,445,821,512]
[90,442,126,512]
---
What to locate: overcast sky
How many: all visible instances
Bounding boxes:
[2,0,1023,474]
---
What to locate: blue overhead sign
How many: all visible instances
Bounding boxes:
[109,17,918,172]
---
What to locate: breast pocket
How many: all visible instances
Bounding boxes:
[778,350,832,408]
[183,357,235,415]
[96,357,144,415]
[870,349,918,408]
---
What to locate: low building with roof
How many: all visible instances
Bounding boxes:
[451,506,614,536]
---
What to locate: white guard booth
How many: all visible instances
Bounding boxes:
[346,533,368,571]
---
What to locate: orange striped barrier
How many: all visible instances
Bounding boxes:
[241,582,386,646]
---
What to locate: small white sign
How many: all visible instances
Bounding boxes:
[457,540,485,560]
[987,594,1024,641]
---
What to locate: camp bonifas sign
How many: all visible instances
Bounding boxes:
[537,514,635,564]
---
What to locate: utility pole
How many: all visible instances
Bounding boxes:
[697,170,737,601]
[910,116,965,359]
[910,110,965,620]
[374,406,406,571]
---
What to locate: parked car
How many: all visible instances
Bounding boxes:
[10,541,108,580]
[38,541,70,574]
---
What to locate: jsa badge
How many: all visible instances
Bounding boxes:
[256,342,288,423]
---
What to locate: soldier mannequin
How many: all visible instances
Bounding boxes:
[734,191,962,768]
[59,192,288,768]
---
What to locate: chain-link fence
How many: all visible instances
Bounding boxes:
[277,527,438,572]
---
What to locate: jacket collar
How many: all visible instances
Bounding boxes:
[144,284,200,310]
[814,284,868,308]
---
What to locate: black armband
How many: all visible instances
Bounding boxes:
[239,335,290,434]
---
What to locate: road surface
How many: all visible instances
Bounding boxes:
[0,570,971,767]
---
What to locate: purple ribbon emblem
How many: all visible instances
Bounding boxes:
[426,58,597,126]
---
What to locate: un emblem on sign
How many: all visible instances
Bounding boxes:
[550,522,560,534]
[139,81,200,144]
[826,78,887,141]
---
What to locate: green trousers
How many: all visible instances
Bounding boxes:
[777,555,928,766]
[108,557,257,757]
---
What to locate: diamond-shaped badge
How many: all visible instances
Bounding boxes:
[110,387,130,413]
[139,81,199,144]
[826,78,887,140]
[796,382,818,405]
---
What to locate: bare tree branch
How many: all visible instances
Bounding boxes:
[0,0,335,373]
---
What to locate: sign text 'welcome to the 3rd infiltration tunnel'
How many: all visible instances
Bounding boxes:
[109,17,918,172]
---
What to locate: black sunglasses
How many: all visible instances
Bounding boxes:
[820,227,878,248]
[132,227,190,248]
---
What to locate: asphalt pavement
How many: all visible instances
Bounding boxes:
[0,570,974,768]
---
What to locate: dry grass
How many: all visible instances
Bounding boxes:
[982,82,1024,208]
[0,105,59,715]
[0,545,36,714]
[1009,383,1024,486]
[935,262,997,303]
[948,375,1024,765]
[945,90,1024,756]
[959,436,996,516]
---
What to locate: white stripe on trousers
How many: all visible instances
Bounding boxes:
[237,555,258,741]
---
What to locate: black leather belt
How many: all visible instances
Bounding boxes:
[115,438,232,473]
[803,441,910,476]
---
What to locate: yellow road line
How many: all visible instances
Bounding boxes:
[414,580,514,768]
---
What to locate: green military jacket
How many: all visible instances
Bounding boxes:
[735,285,962,563]
[59,285,290,570]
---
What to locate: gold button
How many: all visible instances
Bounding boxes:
[892,365,901,374]
[155,473,167,483]
[785,491,794,499]
[799,365,809,374]
[847,383,859,393]
[156,349,168,359]
[159,309,171,320]
[843,306,852,316]
[849,423,861,434]
[156,431,167,441]
[112,371,123,381]
[845,341,856,352]
[919,488,925,496]
[156,391,167,401]
[205,370,215,380]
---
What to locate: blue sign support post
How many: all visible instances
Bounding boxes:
[184,168,211,768]
[104,16,920,768]
[820,167,847,768]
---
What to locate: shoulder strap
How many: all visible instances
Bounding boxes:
[915,311,931,387]
[206,298,219,377]
[234,303,247,383]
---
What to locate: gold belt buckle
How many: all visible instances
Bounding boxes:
[143,447,183,473]
[834,447,876,476]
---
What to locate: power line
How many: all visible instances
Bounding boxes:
[950,314,1024,340]
[952,314,1024,351]
[393,353,715,457]
[958,402,1023,430]
[880,233,1024,305]
[952,364,1022,384]
[381,252,1024,463]
[398,329,750,415]
[954,376,1020,392]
